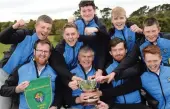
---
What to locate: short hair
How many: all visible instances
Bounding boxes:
[111,6,126,18]
[142,45,161,58]
[36,15,53,24]
[109,37,127,51]
[79,1,96,10]
[34,39,53,52]
[79,45,95,56]
[143,17,159,28]
[63,22,78,32]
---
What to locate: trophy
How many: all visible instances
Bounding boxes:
[79,79,99,105]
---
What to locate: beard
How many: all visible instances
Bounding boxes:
[114,55,124,62]
[34,56,48,66]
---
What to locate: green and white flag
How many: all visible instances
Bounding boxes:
[24,77,52,109]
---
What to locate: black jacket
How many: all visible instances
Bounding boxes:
[0,26,34,67]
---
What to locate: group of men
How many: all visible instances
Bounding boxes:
[0,0,170,109]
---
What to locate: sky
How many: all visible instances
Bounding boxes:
[0,0,169,22]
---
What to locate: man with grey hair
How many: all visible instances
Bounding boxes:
[65,45,100,109]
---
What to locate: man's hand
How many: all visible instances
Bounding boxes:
[88,69,103,80]
[96,72,116,84]
[68,80,79,90]
[96,101,109,109]
[67,16,75,23]
[15,81,29,93]
[76,93,90,103]
[130,24,143,33]
[95,69,103,77]
[107,72,116,83]
[76,92,99,104]
[72,76,83,81]
[12,19,26,29]
[84,27,98,35]
[49,106,57,109]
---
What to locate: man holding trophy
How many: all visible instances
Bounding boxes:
[67,45,100,109]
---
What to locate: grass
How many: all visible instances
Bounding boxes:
[0,35,59,60]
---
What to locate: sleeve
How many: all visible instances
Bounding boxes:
[114,61,144,80]
[51,76,63,108]
[100,76,142,100]
[95,24,110,70]
[0,69,19,97]
[113,43,141,74]
[0,26,33,44]
[49,49,73,85]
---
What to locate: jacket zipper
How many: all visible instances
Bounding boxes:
[70,46,75,69]
[80,64,87,80]
[156,75,166,109]
[121,30,127,42]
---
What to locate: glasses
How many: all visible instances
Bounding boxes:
[35,49,50,54]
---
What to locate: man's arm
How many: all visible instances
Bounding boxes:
[0,26,34,44]
[51,76,63,108]
[0,70,19,97]
[114,61,145,80]
[100,76,142,101]
[49,49,73,84]
[0,20,34,44]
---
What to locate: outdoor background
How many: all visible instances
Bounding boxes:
[0,3,170,59]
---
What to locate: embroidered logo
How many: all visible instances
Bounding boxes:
[34,92,44,103]
[167,77,170,82]
[128,36,132,41]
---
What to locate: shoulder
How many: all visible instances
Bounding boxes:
[55,40,65,54]
[18,61,31,72]
[46,64,57,74]
[160,32,170,40]
[75,18,83,25]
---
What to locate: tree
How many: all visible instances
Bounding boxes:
[26,19,35,30]
[73,9,81,19]
[1,21,13,31]
[100,7,112,20]
[100,7,112,30]
[130,5,149,17]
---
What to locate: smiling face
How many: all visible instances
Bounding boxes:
[111,6,126,30]
[144,53,161,73]
[112,15,126,30]
[80,6,95,24]
[78,49,94,71]
[143,24,160,43]
[35,21,52,40]
[34,43,51,66]
[110,42,126,62]
[63,27,79,46]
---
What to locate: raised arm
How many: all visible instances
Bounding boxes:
[0,19,34,44]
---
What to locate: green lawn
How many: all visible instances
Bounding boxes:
[0,35,59,59]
